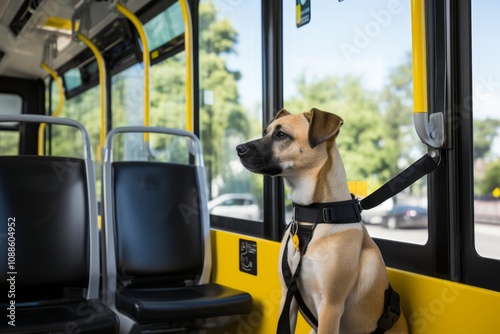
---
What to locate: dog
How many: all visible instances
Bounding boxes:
[236,108,409,334]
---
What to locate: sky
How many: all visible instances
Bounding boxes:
[219,0,412,108]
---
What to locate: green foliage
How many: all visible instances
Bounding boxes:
[478,160,500,196]
[473,118,500,160]
[50,85,99,159]
[0,131,19,155]
[473,119,500,196]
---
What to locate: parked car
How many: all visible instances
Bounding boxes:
[380,204,428,229]
[208,193,261,221]
[362,198,394,225]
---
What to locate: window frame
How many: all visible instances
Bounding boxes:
[457,0,500,292]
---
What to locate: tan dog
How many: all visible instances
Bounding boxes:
[236,108,409,334]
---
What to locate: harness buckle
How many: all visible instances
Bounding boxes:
[322,208,333,222]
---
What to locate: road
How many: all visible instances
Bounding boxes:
[365,223,500,260]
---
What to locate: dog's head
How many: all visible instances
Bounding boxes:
[236,108,343,177]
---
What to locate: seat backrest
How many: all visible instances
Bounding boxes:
[0,115,100,304]
[103,126,212,291]
[113,161,204,286]
[0,157,89,302]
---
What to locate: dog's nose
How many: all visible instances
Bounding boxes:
[236,144,248,157]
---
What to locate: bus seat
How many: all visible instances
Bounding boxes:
[102,126,252,333]
[0,115,118,333]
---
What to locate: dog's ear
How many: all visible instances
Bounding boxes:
[273,109,291,121]
[305,108,343,148]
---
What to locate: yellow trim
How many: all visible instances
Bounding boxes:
[211,229,500,333]
[348,180,368,198]
[388,268,500,333]
[411,0,428,113]
[296,4,301,26]
[210,229,311,333]
[38,63,65,155]
[116,3,150,141]
[151,50,159,60]
[179,0,194,132]
[77,33,107,161]
[41,17,74,33]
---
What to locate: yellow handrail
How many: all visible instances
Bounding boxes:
[77,32,107,160]
[116,3,150,141]
[38,63,65,155]
[179,0,194,132]
[411,0,427,113]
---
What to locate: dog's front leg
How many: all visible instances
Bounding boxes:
[315,302,343,334]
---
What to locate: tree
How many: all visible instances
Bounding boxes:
[479,160,500,196]
[379,53,421,172]
[0,131,19,155]
[198,1,257,198]
[473,118,500,160]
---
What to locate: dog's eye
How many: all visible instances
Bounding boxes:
[275,131,289,140]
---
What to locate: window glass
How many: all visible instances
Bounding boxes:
[51,84,99,158]
[63,68,82,91]
[144,1,184,51]
[472,1,500,260]
[0,93,21,154]
[0,132,19,155]
[283,0,427,244]
[199,0,263,222]
[0,93,22,127]
[50,84,100,192]
[111,50,186,162]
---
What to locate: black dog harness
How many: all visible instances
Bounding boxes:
[277,154,440,334]
[277,198,401,334]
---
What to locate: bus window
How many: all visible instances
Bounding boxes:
[283,0,427,244]
[111,1,186,162]
[199,1,263,223]
[472,1,500,260]
[0,93,22,154]
[50,83,98,158]
[111,52,187,161]
[144,1,184,52]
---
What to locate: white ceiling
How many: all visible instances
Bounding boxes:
[0,0,150,80]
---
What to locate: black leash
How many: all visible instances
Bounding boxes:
[359,153,439,210]
[276,152,440,334]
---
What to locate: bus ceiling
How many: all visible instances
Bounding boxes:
[0,0,156,80]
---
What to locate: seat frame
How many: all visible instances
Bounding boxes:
[0,114,116,333]
[102,126,244,333]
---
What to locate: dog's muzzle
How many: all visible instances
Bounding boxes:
[236,141,282,176]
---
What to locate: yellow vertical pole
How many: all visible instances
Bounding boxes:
[38,63,65,155]
[411,0,428,113]
[77,33,107,160]
[179,0,194,132]
[116,3,150,141]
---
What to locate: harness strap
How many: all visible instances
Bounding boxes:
[293,198,362,224]
[279,227,319,331]
[372,284,402,334]
[359,153,438,210]
[277,234,308,334]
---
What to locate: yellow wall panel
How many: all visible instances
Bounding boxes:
[210,229,500,333]
[209,229,311,333]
